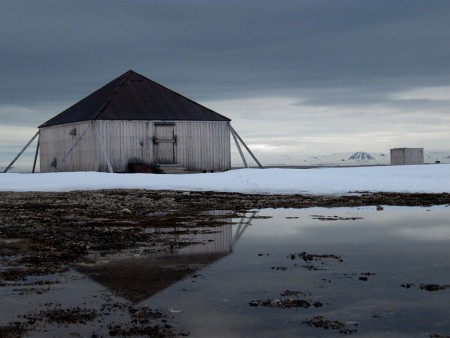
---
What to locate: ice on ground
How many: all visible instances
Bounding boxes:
[0,165,448,195]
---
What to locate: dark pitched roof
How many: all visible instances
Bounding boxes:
[39,70,230,127]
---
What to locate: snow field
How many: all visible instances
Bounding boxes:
[0,164,449,195]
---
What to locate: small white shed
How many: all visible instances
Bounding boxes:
[390,148,424,165]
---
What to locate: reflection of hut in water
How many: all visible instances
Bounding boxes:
[76,212,255,303]
[77,252,227,303]
[150,223,233,256]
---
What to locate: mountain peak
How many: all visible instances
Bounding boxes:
[348,152,375,161]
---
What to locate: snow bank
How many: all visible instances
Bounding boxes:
[0,165,449,195]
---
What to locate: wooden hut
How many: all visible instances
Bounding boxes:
[390,148,424,165]
[38,70,232,173]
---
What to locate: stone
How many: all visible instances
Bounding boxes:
[121,208,132,215]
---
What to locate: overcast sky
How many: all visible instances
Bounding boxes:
[1,0,449,166]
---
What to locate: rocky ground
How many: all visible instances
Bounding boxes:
[0,189,449,337]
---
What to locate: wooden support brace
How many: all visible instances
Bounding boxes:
[94,122,114,173]
[32,133,40,173]
[3,131,39,173]
[230,126,263,169]
[230,126,248,168]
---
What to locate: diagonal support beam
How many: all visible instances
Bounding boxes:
[32,133,40,173]
[230,126,248,168]
[56,122,95,172]
[230,126,263,169]
[3,131,39,173]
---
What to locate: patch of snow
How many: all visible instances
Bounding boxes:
[0,164,448,195]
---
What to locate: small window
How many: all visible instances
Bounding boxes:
[69,128,77,136]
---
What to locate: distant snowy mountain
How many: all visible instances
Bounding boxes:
[348,152,375,161]
[309,152,388,166]
[248,150,450,167]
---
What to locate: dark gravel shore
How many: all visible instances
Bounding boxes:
[1,189,449,281]
[0,190,449,337]
[1,189,448,279]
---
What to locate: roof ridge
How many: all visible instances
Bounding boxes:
[38,70,230,127]
[136,72,231,121]
[93,70,133,121]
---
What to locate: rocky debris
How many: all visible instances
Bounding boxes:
[1,191,449,221]
[401,283,450,292]
[106,304,180,337]
[249,298,321,308]
[310,215,364,221]
[0,322,27,338]
[250,289,323,309]
[279,290,308,297]
[419,284,450,292]
[108,323,178,337]
[22,307,97,325]
[288,251,343,271]
[294,252,344,263]
[249,298,323,309]
[303,316,358,334]
[359,272,376,281]
[303,263,327,271]
[337,272,376,282]
[120,208,132,215]
[10,299,180,338]
[401,283,415,288]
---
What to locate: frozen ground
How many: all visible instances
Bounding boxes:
[0,164,449,194]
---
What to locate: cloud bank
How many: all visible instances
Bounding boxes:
[0,1,449,165]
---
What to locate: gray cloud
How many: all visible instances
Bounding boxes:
[0,0,449,159]
[1,1,449,99]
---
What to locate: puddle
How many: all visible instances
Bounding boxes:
[1,206,450,337]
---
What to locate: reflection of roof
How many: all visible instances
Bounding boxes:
[39,70,230,128]
[77,253,228,303]
[76,214,254,303]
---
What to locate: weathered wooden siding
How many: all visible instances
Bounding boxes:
[39,120,231,172]
[95,121,153,172]
[39,121,98,172]
[174,121,231,171]
[390,148,424,165]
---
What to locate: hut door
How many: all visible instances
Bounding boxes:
[153,124,176,164]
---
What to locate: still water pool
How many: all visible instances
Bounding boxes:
[1,206,450,337]
[148,206,450,337]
